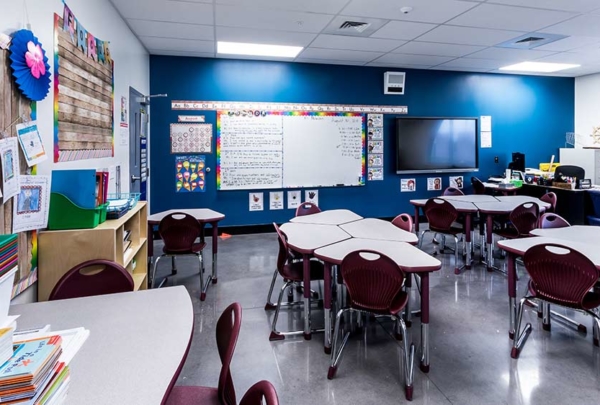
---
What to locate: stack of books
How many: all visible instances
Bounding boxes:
[123,230,132,256]
[0,235,18,279]
[0,328,13,366]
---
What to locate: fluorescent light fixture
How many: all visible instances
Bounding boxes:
[499,61,580,73]
[217,41,303,58]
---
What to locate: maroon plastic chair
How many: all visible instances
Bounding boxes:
[295,202,321,217]
[391,213,413,233]
[266,223,324,341]
[442,187,464,196]
[512,244,600,358]
[419,198,463,273]
[239,381,279,405]
[540,213,570,229]
[471,177,486,195]
[166,303,241,405]
[152,212,209,300]
[328,250,415,401]
[49,259,134,300]
[540,192,557,213]
[495,202,539,240]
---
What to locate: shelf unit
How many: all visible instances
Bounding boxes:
[37,202,148,301]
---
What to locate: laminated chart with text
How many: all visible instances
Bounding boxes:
[217,111,365,190]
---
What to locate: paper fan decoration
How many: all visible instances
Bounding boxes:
[9,29,51,101]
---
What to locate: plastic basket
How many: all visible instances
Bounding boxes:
[48,193,108,230]
[106,193,141,213]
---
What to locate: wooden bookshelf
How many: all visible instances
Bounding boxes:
[37,202,148,301]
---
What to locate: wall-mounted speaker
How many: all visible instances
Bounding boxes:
[384,71,406,95]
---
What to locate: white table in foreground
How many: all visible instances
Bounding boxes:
[289,209,362,225]
[530,225,600,242]
[340,218,418,244]
[9,287,193,405]
[439,195,499,203]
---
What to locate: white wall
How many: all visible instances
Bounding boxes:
[0,0,149,189]
[575,73,600,140]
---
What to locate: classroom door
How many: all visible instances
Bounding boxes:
[129,87,149,200]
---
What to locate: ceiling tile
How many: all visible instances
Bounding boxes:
[311,35,405,52]
[342,0,478,24]
[432,66,492,72]
[446,4,576,32]
[149,50,215,58]
[437,58,508,69]
[299,48,384,62]
[127,19,214,40]
[535,52,600,64]
[322,16,390,38]
[534,36,600,52]
[140,36,215,53]
[216,5,334,33]
[218,54,299,62]
[541,15,600,37]
[215,0,349,14]
[486,0,600,13]
[373,53,454,65]
[295,58,367,66]
[370,21,437,40]
[467,47,557,61]
[215,27,316,47]
[110,0,213,25]
[366,62,433,69]
[417,26,526,46]
[393,41,485,57]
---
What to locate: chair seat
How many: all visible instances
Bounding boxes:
[351,291,409,317]
[163,241,207,255]
[166,386,219,405]
[528,280,600,310]
[282,260,325,282]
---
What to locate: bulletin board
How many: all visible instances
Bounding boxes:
[216,111,365,190]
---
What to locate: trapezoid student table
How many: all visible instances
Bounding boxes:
[339,218,419,244]
[279,222,351,340]
[9,286,194,405]
[289,209,363,225]
[497,237,600,340]
[313,238,441,372]
[530,225,600,241]
[148,209,225,290]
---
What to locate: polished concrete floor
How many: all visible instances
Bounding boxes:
[154,231,600,405]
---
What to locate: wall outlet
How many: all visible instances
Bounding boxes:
[494,156,499,163]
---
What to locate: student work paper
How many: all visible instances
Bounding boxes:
[287,190,300,209]
[12,175,51,233]
[249,193,264,211]
[0,138,19,201]
[305,190,319,206]
[15,121,47,167]
[269,191,284,210]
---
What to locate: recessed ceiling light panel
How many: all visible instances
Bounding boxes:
[217,41,303,58]
[499,62,580,73]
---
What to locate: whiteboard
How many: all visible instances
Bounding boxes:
[217,111,365,190]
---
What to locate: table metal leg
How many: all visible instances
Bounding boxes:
[507,252,517,340]
[324,262,332,353]
[486,214,495,271]
[171,257,177,275]
[212,222,218,284]
[303,253,312,340]
[414,206,420,233]
[419,273,430,373]
[465,214,472,271]
[404,274,412,327]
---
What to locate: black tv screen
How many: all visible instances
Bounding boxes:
[396,117,479,174]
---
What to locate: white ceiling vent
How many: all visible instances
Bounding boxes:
[338,21,370,33]
[322,16,388,37]
[497,33,568,50]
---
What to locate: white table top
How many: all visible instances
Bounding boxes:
[474,197,550,214]
[440,195,499,203]
[498,237,600,268]
[280,222,351,254]
[530,225,600,242]
[314,239,441,273]
[9,287,194,405]
[148,208,225,223]
[410,198,478,213]
[289,209,363,225]
[339,218,418,244]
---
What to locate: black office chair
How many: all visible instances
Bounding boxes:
[554,165,585,184]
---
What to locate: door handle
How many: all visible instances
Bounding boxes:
[131,175,141,182]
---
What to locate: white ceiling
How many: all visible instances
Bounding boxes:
[109,0,600,77]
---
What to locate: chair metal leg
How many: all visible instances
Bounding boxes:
[527,299,587,333]
[395,316,415,401]
[403,275,412,328]
[328,308,351,379]
[511,297,533,359]
[418,230,430,250]
[269,281,294,341]
[542,302,551,331]
[593,316,600,347]
[199,254,208,301]
[151,256,162,289]
[265,270,279,310]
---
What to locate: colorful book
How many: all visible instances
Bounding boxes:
[0,336,62,387]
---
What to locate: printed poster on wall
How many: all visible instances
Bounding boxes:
[427,177,442,191]
[367,127,383,140]
[368,140,383,154]
[367,114,383,128]
[450,176,464,189]
[269,191,284,210]
[249,192,264,211]
[368,154,383,168]
[170,123,213,154]
[16,121,47,167]
[0,137,20,200]
[175,155,206,192]
[13,175,51,233]
[368,168,383,181]
[287,190,301,209]
[400,179,416,192]
[305,190,319,206]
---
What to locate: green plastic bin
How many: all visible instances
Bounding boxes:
[48,193,108,230]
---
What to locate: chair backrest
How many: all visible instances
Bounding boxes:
[158,212,203,253]
[471,177,485,195]
[523,244,600,308]
[540,213,570,229]
[239,381,279,405]
[273,223,291,275]
[540,192,557,212]
[49,259,134,301]
[217,302,242,405]
[340,250,406,313]
[554,165,585,183]
[295,202,321,217]
[391,213,413,233]
[423,198,458,233]
[509,202,539,236]
[442,187,464,196]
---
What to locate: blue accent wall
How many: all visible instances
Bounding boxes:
[150,56,574,227]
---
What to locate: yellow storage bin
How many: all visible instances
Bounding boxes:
[539,163,560,172]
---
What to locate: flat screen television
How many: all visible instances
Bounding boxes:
[396,117,479,174]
